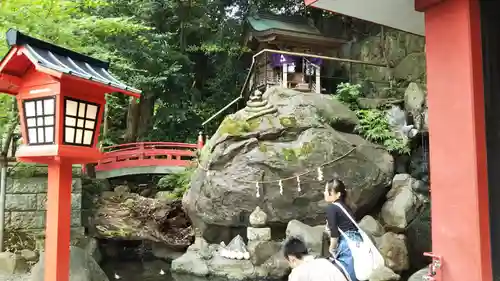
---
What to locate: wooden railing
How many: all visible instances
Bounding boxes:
[94,142,198,172]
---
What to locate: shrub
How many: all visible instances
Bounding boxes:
[157,164,196,199]
[333,83,410,154]
[334,82,362,109]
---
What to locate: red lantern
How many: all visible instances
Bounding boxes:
[0,29,141,281]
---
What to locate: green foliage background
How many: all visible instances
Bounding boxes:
[0,0,318,146]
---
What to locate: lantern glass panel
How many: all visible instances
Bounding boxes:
[63,98,100,147]
[22,97,56,145]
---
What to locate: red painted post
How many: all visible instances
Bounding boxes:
[424,0,492,280]
[44,160,73,281]
[197,132,204,150]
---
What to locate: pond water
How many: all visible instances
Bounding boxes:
[99,240,283,281]
[101,259,178,281]
[101,259,279,281]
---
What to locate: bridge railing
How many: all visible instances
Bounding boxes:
[94,142,199,172]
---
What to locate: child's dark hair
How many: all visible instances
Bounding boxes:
[327,178,347,202]
[283,237,308,260]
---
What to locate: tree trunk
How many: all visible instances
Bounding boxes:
[1,102,18,159]
[136,94,155,140]
[102,102,109,145]
[124,97,140,142]
[84,163,96,178]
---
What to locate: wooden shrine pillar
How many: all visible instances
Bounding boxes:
[282,63,288,88]
[420,0,493,280]
[315,64,321,93]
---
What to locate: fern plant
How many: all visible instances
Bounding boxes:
[355,109,410,154]
[157,164,196,199]
[335,82,363,109]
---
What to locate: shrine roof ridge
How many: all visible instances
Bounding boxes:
[4,29,141,95]
[247,13,322,35]
[6,28,109,69]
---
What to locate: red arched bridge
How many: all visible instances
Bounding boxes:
[93,142,200,179]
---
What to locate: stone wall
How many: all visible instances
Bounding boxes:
[5,177,82,231]
[341,28,426,99]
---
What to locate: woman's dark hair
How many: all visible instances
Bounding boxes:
[283,237,308,260]
[327,178,347,202]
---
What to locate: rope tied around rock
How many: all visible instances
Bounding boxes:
[195,143,372,185]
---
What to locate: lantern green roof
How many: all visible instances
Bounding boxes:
[247,13,323,36]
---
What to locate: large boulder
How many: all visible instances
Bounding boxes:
[381,174,424,232]
[184,87,394,241]
[285,220,324,255]
[376,232,410,272]
[359,215,385,239]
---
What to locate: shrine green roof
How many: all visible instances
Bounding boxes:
[247,14,322,36]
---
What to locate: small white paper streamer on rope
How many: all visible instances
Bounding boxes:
[279,180,283,195]
[317,166,323,181]
[256,182,260,198]
[296,175,301,192]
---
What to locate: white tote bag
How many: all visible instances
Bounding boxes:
[334,203,385,281]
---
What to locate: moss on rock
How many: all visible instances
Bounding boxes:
[258,143,269,153]
[281,142,315,162]
[219,117,261,136]
[279,116,297,128]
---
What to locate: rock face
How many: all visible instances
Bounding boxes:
[376,232,410,272]
[30,246,108,281]
[285,220,324,255]
[184,87,394,241]
[346,29,426,99]
[359,215,385,239]
[93,191,194,249]
[381,174,424,232]
[406,203,431,269]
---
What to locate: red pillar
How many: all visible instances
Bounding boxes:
[44,160,73,281]
[424,0,492,280]
[197,132,204,150]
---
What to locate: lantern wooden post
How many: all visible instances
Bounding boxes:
[44,160,73,281]
[0,29,141,281]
